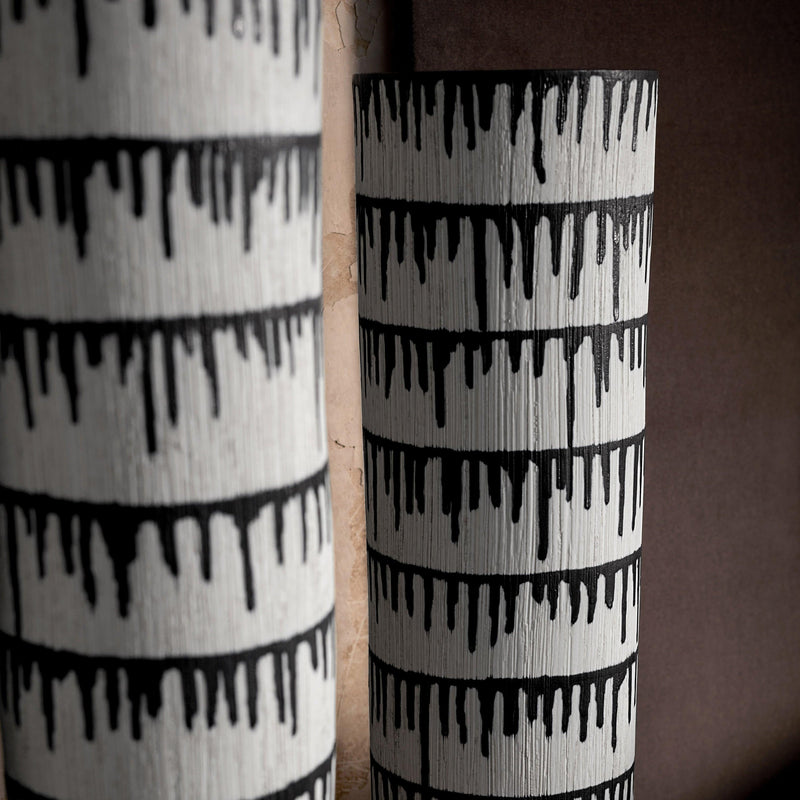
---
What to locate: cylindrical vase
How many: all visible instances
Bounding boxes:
[0,3,334,799]
[355,70,657,799]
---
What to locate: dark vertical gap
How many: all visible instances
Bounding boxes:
[388,1,415,72]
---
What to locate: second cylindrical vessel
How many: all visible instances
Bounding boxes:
[0,3,334,798]
[355,70,657,798]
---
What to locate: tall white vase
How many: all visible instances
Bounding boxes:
[0,3,335,799]
[355,71,657,799]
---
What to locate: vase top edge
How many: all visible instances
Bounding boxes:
[353,69,658,85]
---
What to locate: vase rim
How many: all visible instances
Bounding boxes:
[354,69,658,83]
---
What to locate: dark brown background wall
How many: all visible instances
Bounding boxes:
[407,2,800,798]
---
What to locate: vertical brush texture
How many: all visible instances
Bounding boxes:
[355,71,657,799]
[0,2,334,799]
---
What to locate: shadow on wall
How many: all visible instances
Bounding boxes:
[745,758,800,799]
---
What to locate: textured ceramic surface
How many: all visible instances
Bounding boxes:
[0,2,334,798]
[355,70,657,799]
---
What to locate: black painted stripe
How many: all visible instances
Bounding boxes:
[356,192,653,329]
[368,646,637,693]
[369,647,637,759]
[0,133,319,149]
[0,296,321,331]
[358,314,647,433]
[1,0,322,78]
[0,606,335,675]
[362,427,645,462]
[4,776,53,800]
[370,754,634,800]
[369,652,635,786]
[354,72,657,186]
[5,741,336,800]
[0,298,324,453]
[356,69,658,82]
[1,463,330,632]
[367,545,641,647]
[356,193,654,220]
[359,313,648,342]
[362,427,645,560]
[368,543,641,585]
[0,134,320,258]
[0,608,335,749]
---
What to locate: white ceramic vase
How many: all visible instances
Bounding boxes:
[0,2,334,798]
[355,70,657,800]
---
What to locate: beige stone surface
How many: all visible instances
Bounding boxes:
[322,2,388,799]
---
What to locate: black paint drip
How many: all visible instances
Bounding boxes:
[0,463,330,634]
[363,429,645,562]
[356,194,654,329]
[8,743,335,799]
[6,746,334,800]
[369,649,637,784]
[367,546,641,651]
[359,316,647,446]
[0,135,320,258]
[354,72,657,182]
[370,754,634,800]
[0,299,323,454]
[0,0,321,78]
[0,607,334,750]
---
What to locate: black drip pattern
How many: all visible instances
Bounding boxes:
[0,608,334,750]
[367,547,641,651]
[370,756,634,800]
[356,194,653,328]
[0,135,320,258]
[362,429,645,562]
[0,0,321,78]
[0,463,330,634]
[369,650,637,785]
[357,71,654,800]
[354,72,657,181]
[359,316,647,445]
[6,743,335,800]
[0,300,323,454]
